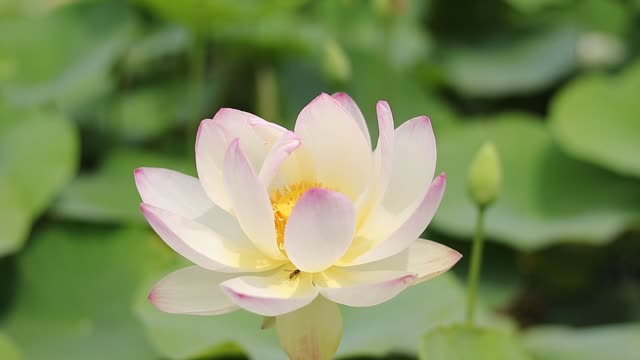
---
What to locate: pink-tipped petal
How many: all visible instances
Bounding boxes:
[220,271,318,316]
[196,109,286,212]
[285,188,356,273]
[332,92,371,149]
[141,203,281,272]
[382,116,437,214]
[294,93,373,200]
[348,173,446,265]
[224,140,285,260]
[276,296,342,360]
[340,239,462,285]
[134,167,213,220]
[313,268,416,307]
[148,266,239,315]
[258,131,302,188]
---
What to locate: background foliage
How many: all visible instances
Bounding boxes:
[1,0,639,359]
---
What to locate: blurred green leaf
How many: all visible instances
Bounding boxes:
[524,324,640,360]
[435,25,579,97]
[0,332,21,360]
[432,113,640,250]
[0,1,138,109]
[550,62,640,177]
[123,25,192,75]
[1,225,174,360]
[420,324,530,360]
[137,270,508,359]
[52,150,193,224]
[0,105,78,255]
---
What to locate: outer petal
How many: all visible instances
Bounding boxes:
[220,271,319,316]
[148,266,239,315]
[134,167,213,220]
[258,131,302,188]
[332,92,371,149]
[285,188,356,273]
[347,173,446,265]
[141,203,281,272]
[382,116,437,214]
[294,93,372,200]
[195,109,285,212]
[276,296,342,360]
[313,268,416,307]
[341,239,462,285]
[224,140,285,260]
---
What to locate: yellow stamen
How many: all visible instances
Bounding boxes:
[270,181,324,252]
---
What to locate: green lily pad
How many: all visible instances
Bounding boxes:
[420,324,531,360]
[0,333,21,360]
[0,104,78,255]
[550,62,640,177]
[137,271,508,359]
[524,324,640,360]
[432,113,640,250]
[52,150,193,224]
[1,225,174,360]
[0,1,138,109]
[436,25,579,97]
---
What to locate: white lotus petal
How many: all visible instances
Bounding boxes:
[148,266,239,315]
[332,92,371,149]
[220,271,318,316]
[276,296,342,360]
[285,188,355,273]
[314,268,416,307]
[348,174,446,265]
[258,131,302,188]
[141,203,281,272]
[224,139,285,260]
[134,167,213,220]
[294,93,372,200]
[382,116,437,214]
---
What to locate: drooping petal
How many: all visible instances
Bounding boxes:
[332,92,371,149]
[195,109,286,212]
[313,268,416,307]
[148,266,239,315]
[276,296,342,360]
[134,167,213,219]
[220,271,318,316]
[294,93,373,200]
[141,203,282,272]
[224,139,285,260]
[339,239,462,285]
[258,131,302,188]
[381,116,437,214]
[285,188,356,273]
[347,173,446,265]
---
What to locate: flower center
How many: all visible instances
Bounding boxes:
[270,181,324,252]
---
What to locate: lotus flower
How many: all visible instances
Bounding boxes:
[136,93,462,359]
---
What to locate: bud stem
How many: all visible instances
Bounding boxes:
[465,205,486,325]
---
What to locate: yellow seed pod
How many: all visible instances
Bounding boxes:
[467,142,502,209]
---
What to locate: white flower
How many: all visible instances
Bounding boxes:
[136,93,461,359]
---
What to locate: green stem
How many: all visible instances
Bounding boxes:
[465,206,487,326]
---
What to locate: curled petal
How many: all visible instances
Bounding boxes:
[314,268,416,307]
[224,140,285,260]
[141,203,281,272]
[332,92,371,149]
[294,93,372,200]
[220,271,318,316]
[348,173,446,265]
[276,296,342,360]
[134,167,213,220]
[148,266,239,315]
[258,131,302,188]
[285,188,356,273]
